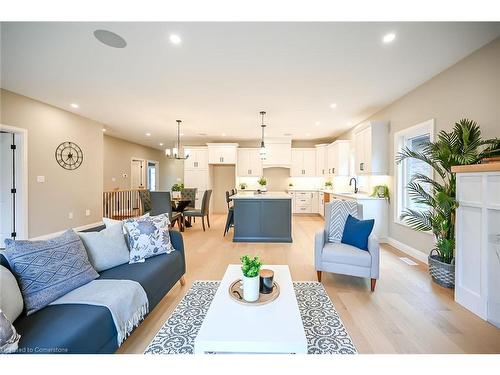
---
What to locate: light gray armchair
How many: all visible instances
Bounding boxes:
[315,201,380,291]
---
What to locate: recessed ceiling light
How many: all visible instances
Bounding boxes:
[145,133,151,137]
[306,133,311,137]
[159,143,164,146]
[93,29,127,48]
[101,128,107,132]
[221,133,226,137]
[329,103,337,109]
[70,103,79,108]
[169,34,182,45]
[180,133,184,136]
[315,121,320,126]
[383,32,396,44]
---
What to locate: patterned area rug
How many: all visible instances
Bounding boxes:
[145,281,357,354]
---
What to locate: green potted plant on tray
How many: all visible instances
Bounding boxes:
[370,185,390,202]
[396,119,499,288]
[240,255,262,302]
[239,182,247,190]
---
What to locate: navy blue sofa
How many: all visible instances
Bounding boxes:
[0,226,186,354]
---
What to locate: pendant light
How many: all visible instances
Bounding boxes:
[259,111,267,161]
[165,120,190,160]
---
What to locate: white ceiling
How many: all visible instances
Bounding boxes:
[1,22,499,150]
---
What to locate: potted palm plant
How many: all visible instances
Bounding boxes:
[396,119,499,288]
[240,255,262,302]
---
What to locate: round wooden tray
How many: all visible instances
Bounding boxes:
[228,279,280,306]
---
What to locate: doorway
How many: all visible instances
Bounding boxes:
[0,125,28,245]
[211,165,236,214]
[130,158,159,190]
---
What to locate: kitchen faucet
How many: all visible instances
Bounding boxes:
[349,177,358,194]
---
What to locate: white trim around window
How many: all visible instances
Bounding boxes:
[393,119,435,231]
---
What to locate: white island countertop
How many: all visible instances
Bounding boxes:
[232,191,292,199]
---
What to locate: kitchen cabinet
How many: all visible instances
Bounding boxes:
[262,138,292,167]
[237,148,262,177]
[290,191,319,214]
[455,169,500,327]
[318,191,325,217]
[184,147,208,170]
[315,144,327,177]
[326,140,350,176]
[290,148,316,177]
[207,143,238,164]
[353,121,389,175]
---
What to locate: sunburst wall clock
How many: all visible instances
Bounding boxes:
[55,141,84,170]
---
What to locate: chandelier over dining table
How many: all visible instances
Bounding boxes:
[165,119,190,160]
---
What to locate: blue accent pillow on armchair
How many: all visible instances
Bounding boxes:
[341,214,375,251]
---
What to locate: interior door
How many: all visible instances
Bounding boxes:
[131,159,145,189]
[0,132,14,245]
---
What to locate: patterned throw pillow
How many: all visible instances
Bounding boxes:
[4,230,99,315]
[327,200,358,243]
[0,310,21,354]
[123,214,175,264]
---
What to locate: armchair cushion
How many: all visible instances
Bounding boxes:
[341,215,374,251]
[327,200,358,243]
[322,242,372,267]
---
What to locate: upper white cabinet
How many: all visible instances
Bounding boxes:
[326,140,350,176]
[291,148,316,177]
[315,144,327,177]
[237,148,262,177]
[184,146,208,170]
[354,121,389,175]
[207,143,238,165]
[262,138,292,167]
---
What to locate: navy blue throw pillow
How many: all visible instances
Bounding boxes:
[341,214,375,251]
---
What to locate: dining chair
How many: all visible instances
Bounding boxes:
[150,191,184,231]
[138,189,152,215]
[183,190,212,231]
[181,187,197,210]
[224,190,234,236]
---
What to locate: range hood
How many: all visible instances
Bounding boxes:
[262,137,292,168]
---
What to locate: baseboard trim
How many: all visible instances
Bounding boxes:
[386,237,428,265]
[29,221,104,241]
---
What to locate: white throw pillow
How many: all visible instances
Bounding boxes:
[123,214,175,264]
[327,200,358,243]
[78,224,130,272]
[0,265,24,322]
[0,310,21,354]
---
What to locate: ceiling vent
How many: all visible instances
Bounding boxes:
[93,30,127,48]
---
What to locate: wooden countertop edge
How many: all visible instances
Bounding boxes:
[452,162,500,173]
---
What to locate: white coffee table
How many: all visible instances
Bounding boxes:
[194,264,307,354]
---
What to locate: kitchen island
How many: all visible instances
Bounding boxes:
[232,191,292,243]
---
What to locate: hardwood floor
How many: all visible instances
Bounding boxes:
[118,214,500,354]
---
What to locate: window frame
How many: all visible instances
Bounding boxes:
[394,119,435,230]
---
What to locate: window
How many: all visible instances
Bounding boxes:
[394,119,434,227]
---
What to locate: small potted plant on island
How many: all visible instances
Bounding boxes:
[324,181,333,190]
[240,255,262,302]
[239,182,247,190]
[257,176,267,192]
[370,185,390,202]
[171,183,184,199]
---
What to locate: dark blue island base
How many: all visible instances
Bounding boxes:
[232,193,293,243]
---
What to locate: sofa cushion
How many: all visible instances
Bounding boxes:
[98,250,185,308]
[13,304,117,354]
[322,242,372,268]
[78,224,130,272]
[4,230,99,315]
[0,265,24,322]
[123,214,174,264]
[341,214,374,251]
[327,200,358,243]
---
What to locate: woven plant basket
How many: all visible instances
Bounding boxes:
[428,250,455,289]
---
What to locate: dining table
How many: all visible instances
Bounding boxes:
[171,197,196,228]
